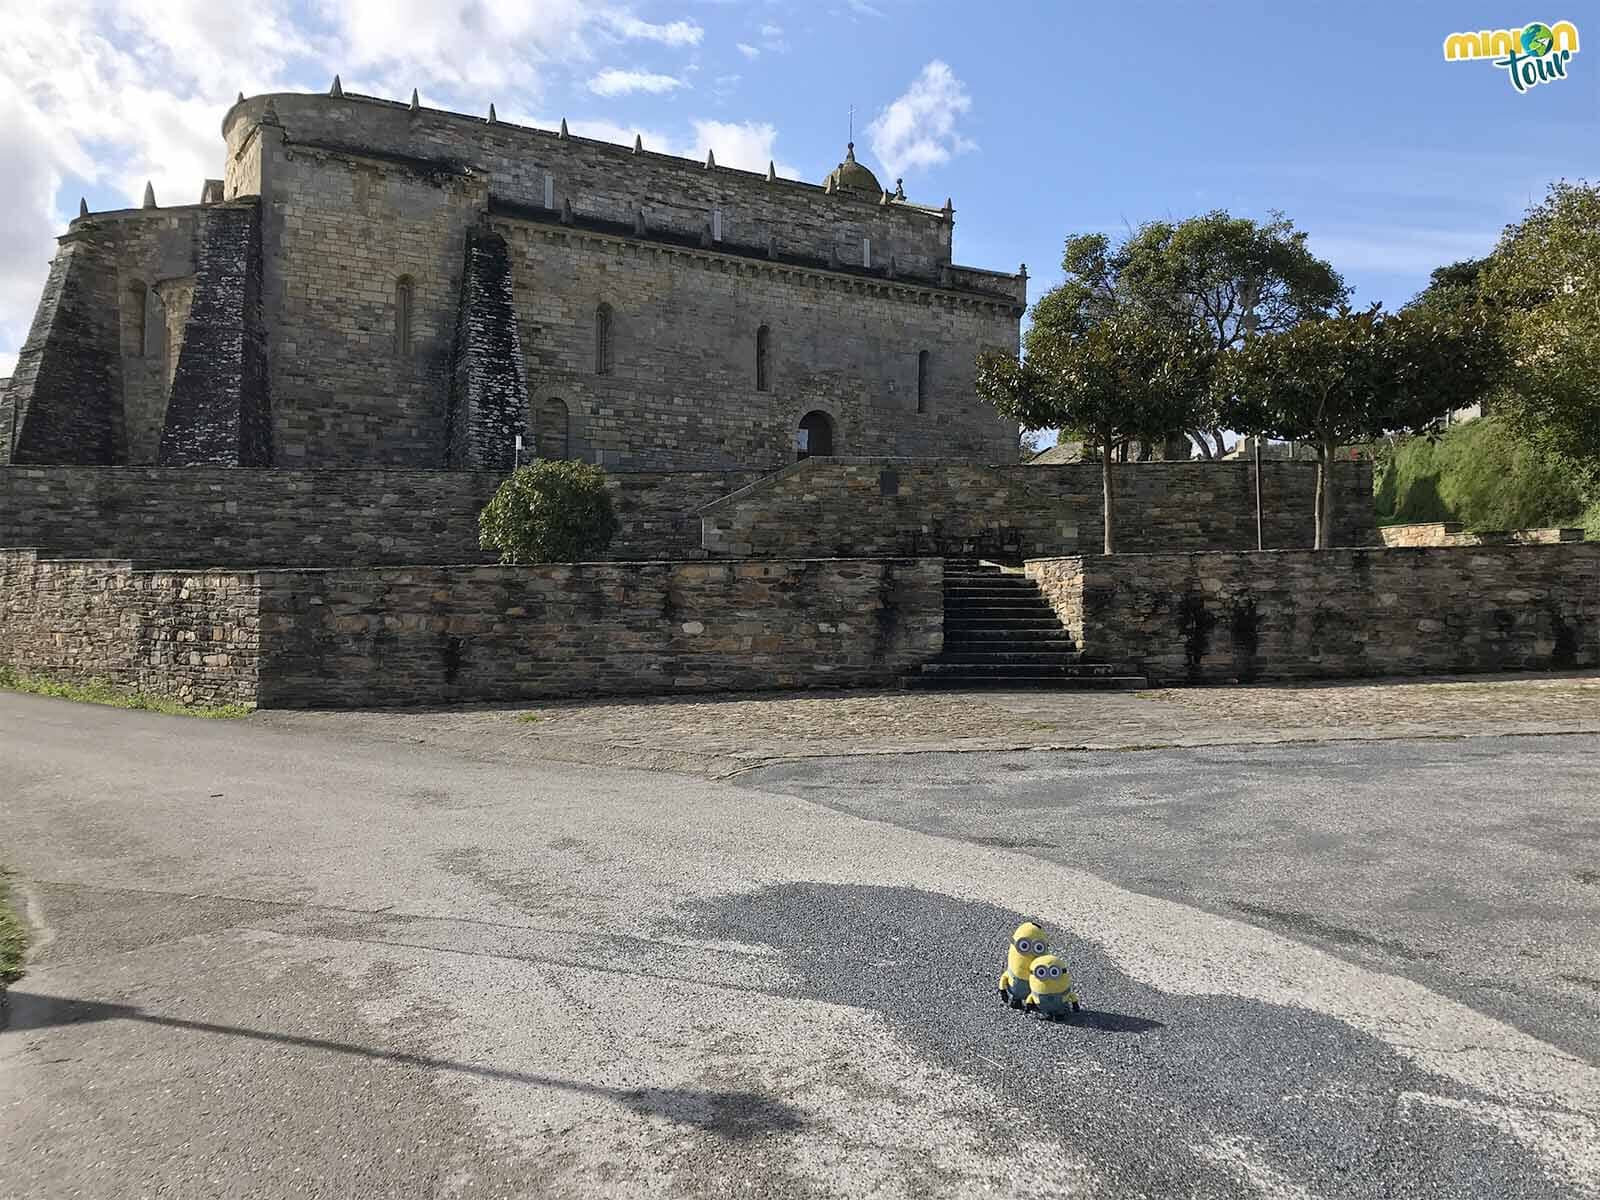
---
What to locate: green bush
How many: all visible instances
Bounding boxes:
[479,460,621,564]
[1374,416,1592,531]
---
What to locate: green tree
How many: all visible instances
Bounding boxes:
[1034,212,1347,458]
[1480,180,1600,478]
[1220,306,1502,549]
[479,460,621,564]
[978,303,1208,553]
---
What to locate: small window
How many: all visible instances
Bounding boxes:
[862,237,871,269]
[756,324,771,392]
[595,303,613,375]
[712,208,723,242]
[543,171,555,210]
[917,350,930,413]
[539,397,570,460]
[395,276,415,357]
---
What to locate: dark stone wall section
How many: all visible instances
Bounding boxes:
[1027,545,1600,685]
[158,201,272,465]
[0,466,762,565]
[7,234,125,466]
[446,228,528,471]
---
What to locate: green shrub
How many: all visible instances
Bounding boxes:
[1374,416,1591,531]
[479,460,621,564]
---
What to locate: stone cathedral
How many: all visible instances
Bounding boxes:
[0,86,1025,472]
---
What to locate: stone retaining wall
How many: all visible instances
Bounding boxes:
[0,549,260,706]
[0,548,941,708]
[255,557,941,707]
[1379,522,1586,548]
[0,466,759,565]
[700,458,1375,561]
[1027,545,1600,685]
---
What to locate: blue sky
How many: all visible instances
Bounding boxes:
[1,1,1594,376]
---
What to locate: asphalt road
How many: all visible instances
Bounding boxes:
[1,691,1597,1198]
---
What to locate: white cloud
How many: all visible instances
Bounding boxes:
[0,0,780,366]
[607,14,703,46]
[587,69,687,97]
[736,43,760,59]
[867,60,976,180]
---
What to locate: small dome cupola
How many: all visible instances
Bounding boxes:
[824,142,883,196]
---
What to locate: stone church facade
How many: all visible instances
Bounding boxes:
[1,88,1025,471]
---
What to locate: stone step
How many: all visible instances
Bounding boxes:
[943,637,1079,653]
[918,661,1120,678]
[945,618,1070,631]
[935,651,1087,666]
[904,674,1149,692]
[944,598,1057,612]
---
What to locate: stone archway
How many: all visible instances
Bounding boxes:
[796,410,834,460]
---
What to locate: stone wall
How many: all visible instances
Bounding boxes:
[0,466,760,565]
[0,547,941,708]
[222,94,974,284]
[700,458,1079,560]
[254,557,941,706]
[700,459,1375,560]
[1379,522,1586,548]
[1016,460,1376,552]
[498,217,1019,470]
[1027,545,1600,685]
[0,549,259,706]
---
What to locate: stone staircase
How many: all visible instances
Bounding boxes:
[905,560,1147,691]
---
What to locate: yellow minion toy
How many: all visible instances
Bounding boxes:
[998,920,1049,1008]
[1022,953,1081,1021]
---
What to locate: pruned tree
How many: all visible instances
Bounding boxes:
[978,303,1208,554]
[1035,213,1348,458]
[1218,305,1503,549]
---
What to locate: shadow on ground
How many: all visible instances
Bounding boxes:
[674,883,1573,1199]
[1,991,804,1140]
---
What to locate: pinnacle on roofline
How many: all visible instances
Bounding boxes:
[329,75,343,98]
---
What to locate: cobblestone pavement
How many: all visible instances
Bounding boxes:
[255,670,1600,777]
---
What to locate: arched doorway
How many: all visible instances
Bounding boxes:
[796,410,833,460]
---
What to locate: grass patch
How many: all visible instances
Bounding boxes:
[1374,417,1593,532]
[0,664,252,719]
[0,872,28,988]
[515,713,543,724]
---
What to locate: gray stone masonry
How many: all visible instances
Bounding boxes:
[1379,522,1587,547]
[700,459,1375,559]
[446,228,529,470]
[1026,545,1600,685]
[255,557,943,707]
[0,549,260,707]
[0,466,761,566]
[7,232,125,465]
[158,202,271,465]
[8,89,1023,471]
[0,548,943,708]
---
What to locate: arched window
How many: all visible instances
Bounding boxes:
[395,276,415,357]
[594,303,613,375]
[796,410,834,460]
[756,325,771,392]
[917,350,930,413]
[129,282,149,357]
[539,396,570,460]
